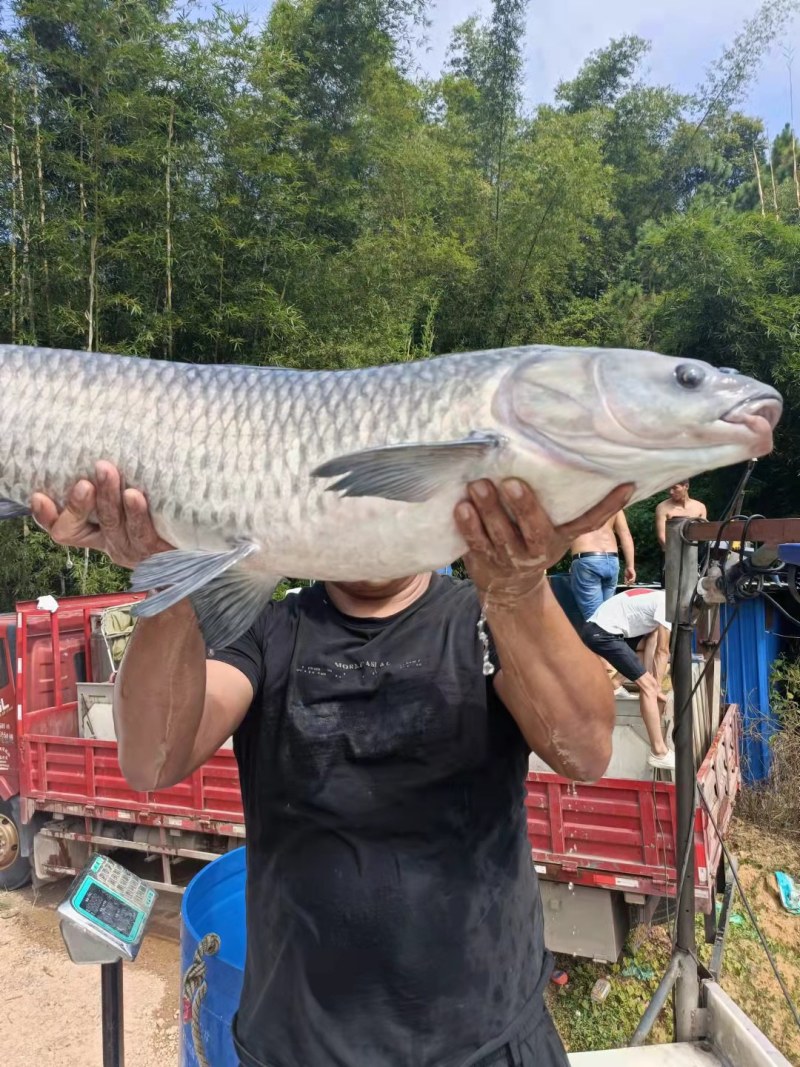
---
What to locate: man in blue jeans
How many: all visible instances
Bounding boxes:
[569,510,636,620]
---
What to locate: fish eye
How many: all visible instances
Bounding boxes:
[675,363,705,390]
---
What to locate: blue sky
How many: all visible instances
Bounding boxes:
[221,0,799,139]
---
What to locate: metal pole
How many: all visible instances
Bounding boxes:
[672,620,700,1039]
[665,518,700,1041]
[630,953,682,1045]
[101,960,125,1067]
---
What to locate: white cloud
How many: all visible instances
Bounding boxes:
[228,0,799,134]
[421,0,797,133]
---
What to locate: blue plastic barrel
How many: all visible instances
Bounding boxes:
[778,543,800,565]
[181,847,247,1067]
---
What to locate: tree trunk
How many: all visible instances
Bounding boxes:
[87,232,97,351]
[769,160,780,218]
[165,100,175,359]
[6,122,18,343]
[88,87,101,351]
[753,146,766,216]
[789,63,800,211]
[31,76,52,341]
[13,139,36,339]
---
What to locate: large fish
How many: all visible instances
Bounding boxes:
[0,343,782,645]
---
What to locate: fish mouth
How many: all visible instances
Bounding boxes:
[722,395,782,430]
[720,395,782,454]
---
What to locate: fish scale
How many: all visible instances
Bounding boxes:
[0,342,781,648]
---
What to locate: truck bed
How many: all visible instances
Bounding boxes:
[17,596,245,838]
[526,705,740,910]
[16,598,740,909]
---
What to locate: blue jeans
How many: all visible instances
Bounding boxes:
[570,555,619,620]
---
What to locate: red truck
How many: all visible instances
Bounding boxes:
[0,592,738,961]
[0,593,244,892]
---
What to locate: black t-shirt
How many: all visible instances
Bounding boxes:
[211,575,546,1067]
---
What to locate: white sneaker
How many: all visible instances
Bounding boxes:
[614,686,637,701]
[648,749,676,771]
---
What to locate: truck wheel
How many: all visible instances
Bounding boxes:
[0,798,31,890]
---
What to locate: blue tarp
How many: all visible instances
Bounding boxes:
[720,596,797,784]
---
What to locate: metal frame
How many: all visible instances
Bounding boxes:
[633,514,800,1045]
[35,821,239,892]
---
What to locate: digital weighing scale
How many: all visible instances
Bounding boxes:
[58,854,158,1067]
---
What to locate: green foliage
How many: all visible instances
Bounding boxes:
[0,0,799,602]
[547,925,674,1051]
[0,521,128,610]
[738,652,800,833]
[770,653,800,734]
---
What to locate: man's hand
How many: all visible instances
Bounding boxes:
[30,461,173,569]
[455,479,634,607]
[624,565,637,584]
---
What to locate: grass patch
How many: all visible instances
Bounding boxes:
[548,820,800,1065]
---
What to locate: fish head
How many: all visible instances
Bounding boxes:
[497,346,782,488]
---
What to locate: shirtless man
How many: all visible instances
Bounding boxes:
[655,481,707,550]
[569,510,636,621]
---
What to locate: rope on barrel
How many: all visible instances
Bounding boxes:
[181,932,221,1067]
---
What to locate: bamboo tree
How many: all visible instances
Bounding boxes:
[165,98,174,359]
[787,54,800,209]
[769,143,780,217]
[5,121,18,343]
[30,74,51,340]
[753,145,766,215]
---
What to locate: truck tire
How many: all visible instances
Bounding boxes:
[0,797,31,890]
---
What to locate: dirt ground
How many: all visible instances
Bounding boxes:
[0,881,181,1067]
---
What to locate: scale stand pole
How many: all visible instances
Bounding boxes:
[665,518,701,1042]
[101,960,125,1067]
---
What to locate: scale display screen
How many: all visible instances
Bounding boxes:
[58,854,157,964]
[79,882,138,939]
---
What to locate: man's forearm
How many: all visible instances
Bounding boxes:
[114,598,207,791]
[486,581,614,781]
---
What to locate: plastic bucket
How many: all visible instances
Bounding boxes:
[180,847,247,1066]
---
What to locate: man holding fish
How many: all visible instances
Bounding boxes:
[12,339,780,1066]
[33,463,630,1067]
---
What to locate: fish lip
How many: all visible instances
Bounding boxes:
[721,395,782,431]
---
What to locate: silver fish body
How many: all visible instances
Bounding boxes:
[0,343,782,644]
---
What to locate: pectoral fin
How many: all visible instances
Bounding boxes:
[311,431,505,502]
[130,541,279,649]
[0,499,31,519]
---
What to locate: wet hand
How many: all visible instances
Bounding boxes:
[30,461,173,569]
[625,565,637,584]
[455,479,634,607]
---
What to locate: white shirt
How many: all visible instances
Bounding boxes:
[589,589,671,638]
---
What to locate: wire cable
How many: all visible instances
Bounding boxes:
[696,783,800,1031]
[719,459,757,524]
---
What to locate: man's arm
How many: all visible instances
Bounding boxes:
[31,462,253,791]
[614,509,636,584]
[655,502,668,550]
[456,480,633,782]
[114,601,253,790]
